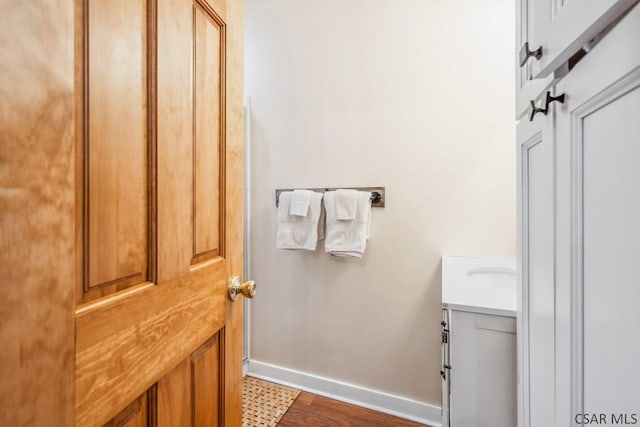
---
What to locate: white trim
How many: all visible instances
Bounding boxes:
[570,87,585,427]
[242,358,249,377]
[242,96,252,363]
[247,360,441,427]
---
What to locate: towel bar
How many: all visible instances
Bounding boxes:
[275,187,385,208]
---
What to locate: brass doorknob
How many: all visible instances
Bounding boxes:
[228,276,256,301]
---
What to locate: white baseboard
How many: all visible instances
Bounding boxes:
[242,358,249,377]
[247,359,442,427]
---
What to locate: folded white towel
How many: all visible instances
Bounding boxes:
[290,189,312,217]
[334,189,357,220]
[276,191,324,251]
[318,201,326,241]
[324,191,372,258]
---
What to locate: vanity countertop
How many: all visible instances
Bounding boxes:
[442,256,517,317]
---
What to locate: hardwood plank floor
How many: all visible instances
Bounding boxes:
[277,392,430,426]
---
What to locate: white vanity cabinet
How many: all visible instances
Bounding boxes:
[517,3,640,427]
[441,257,517,427]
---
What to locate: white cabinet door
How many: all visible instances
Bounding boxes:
[516,0,553,119]
[450,310,517,427]
[554,4,640,425]
[517,101,556,427]
[529,0,637,78]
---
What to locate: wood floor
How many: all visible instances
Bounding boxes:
[277,391,430,426]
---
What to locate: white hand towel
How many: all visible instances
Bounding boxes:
[324,191,372,258]
[334,189,357,220]
[276,191,324,251]
[290,189,312,217]
[318,201,326,241]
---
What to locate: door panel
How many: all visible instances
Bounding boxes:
[193,3,224,262]
[517,113,555,427]
[104,392,150,427]
[191,335,221,426]
[156,0,192,283]
[524,128,555,427]
[582,87,640,415]
[155,334,221,426]
[158,359,191,427]
[86,0,150,296]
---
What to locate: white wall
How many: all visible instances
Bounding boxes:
[245,0,515,408]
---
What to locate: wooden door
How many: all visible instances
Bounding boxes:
[0,0,245,425]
